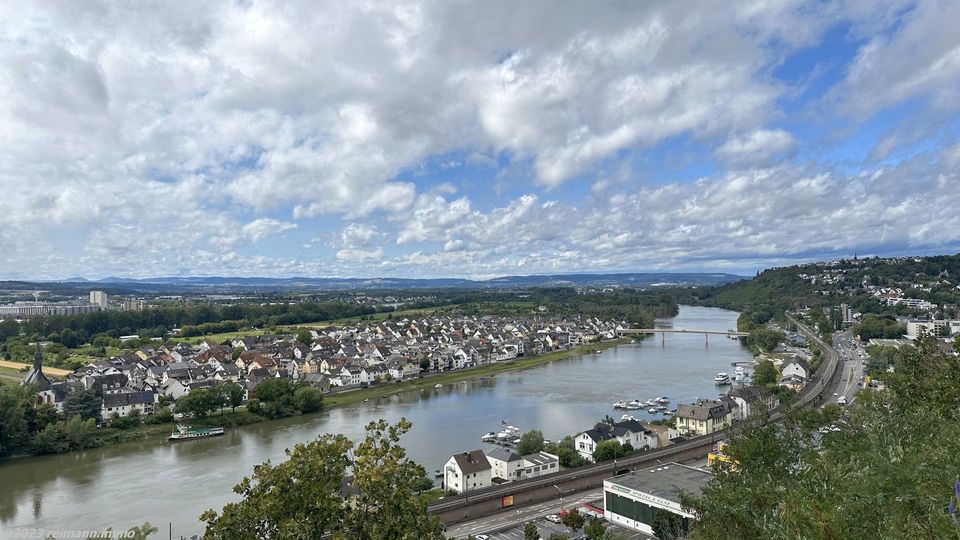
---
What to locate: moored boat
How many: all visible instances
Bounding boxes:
[613,400,628,409]
[657,396,670,404]
[714,372,731,385]
[168,424,224,441]
[647,407,658,414]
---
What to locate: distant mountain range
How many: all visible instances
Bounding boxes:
[48,272,747,291]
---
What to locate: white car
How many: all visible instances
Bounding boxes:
[475,535,489,540]
[546,514,562,524]
[838,395,847,405]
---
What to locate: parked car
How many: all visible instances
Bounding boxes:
[838,395,847,405]
[545,514,562,524]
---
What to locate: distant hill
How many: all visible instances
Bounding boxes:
[695,253,960,313]
[18,272,746,293]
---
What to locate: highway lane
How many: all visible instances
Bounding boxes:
[822,330,864,406]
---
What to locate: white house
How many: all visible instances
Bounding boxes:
[486,448,523,482]
[576,419,659,462]
[443,450,491,494]
[780,357,809,381]
[102,391,157,418]
[727,385,779,421]
[519,451,560,479]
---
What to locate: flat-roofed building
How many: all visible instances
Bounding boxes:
[603,463,713,536]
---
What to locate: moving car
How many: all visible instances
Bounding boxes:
[546,514,562,524]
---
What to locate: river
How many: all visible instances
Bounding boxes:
[0,306,751,537]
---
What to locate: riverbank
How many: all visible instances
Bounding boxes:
[324,337,628,409]
[2,337,631,461]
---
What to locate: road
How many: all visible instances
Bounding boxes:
[446,487,605,538]
[822,330,864,406]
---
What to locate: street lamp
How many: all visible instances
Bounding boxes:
[554,484,563,512]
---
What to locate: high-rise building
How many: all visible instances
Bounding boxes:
[90,290,108,308]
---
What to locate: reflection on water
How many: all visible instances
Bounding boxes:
[0,306,749,537]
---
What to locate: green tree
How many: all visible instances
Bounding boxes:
[63,389,103,422]
[652,509,683,540]
[516,429,545,455]
[684,334,960,539]
[583,517,606,540]
[34,415,98,454]
[175,388,219,419]
[561,508,585,531]
[293,386,323,413]
[87,522,158,540]
[0,319,19,341]
[419,359,430,371]
[201,419,444,539]
[592,440,625,462]
[296,327,313,344]
[524,521,539,540]
[0,384,33,457]
[752,359,778,387]
[227,383,245,412]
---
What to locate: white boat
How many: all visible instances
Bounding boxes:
[657,396,670,404]
[714,372,731,385]
[656,405,667,411]
[644,399,656,407]
[481,432,497,442]
[648,407,658,414]
[627,399,642,408]
[620,414,638,422]
[434,384,442,389]
[496,431,512,439]
[613,400,628,409]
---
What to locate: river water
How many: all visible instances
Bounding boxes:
[0,306,750,537]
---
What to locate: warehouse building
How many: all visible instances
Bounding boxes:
[603,463,713,536]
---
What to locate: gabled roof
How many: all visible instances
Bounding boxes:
[485,447,521,463]
[451,450,490,474]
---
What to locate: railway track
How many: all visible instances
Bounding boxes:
[430,313,840,515]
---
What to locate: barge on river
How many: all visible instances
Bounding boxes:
[168,424,225,441]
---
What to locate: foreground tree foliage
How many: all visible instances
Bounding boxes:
[684,334,960,539]
[200,418,444,539]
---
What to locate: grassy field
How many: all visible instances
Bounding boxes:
[0,365,25,384]
[0,359,72,377]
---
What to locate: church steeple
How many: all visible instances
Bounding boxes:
[34,340,43,371]
[22,341,52,391]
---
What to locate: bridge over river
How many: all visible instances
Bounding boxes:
[617,327,749,345]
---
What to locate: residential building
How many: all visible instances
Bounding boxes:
[726,385,779,421]
[443,450,491,494]
[102,391,157,418]
[675,399,732,437]
[486,447,523,482]
[89,291,108,308]
[519,451,560,479]
[576,419,659,462]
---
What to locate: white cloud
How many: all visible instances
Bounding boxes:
[0,1,956,279]
[715,129,796,166]
[241,219,297,242]
[833,1,960,118]
[336,247,384,263]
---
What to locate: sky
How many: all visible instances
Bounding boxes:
[1,0,959,280]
